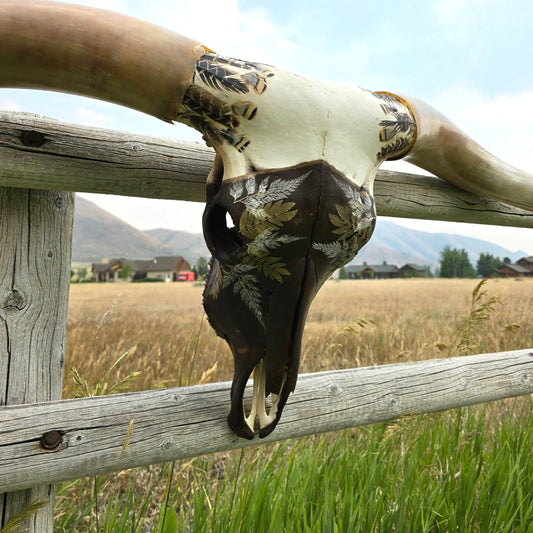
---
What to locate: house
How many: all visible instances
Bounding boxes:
[516,256,533,272]
[91,258,125,282]
[346,264,366,279]
[346,261,429,279]
[347,261,399,279]
[91,256,191,282]
[399,264,427,278]
[490,262,533,278]
[129,256,191,282]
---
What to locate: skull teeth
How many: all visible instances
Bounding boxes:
[244,359,280,433]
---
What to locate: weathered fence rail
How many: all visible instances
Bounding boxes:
[2,111,533,227]
[1,349,533,495]
[0,110,532,531]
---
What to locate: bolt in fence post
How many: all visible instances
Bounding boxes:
[0,188,74,533]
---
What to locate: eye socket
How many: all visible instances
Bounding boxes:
[202,202,243,263]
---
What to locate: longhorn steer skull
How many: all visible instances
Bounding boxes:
[2,2,532,439]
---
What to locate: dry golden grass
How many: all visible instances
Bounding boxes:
[64,278,533,399]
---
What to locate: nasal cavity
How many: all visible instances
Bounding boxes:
[204,203,243,261]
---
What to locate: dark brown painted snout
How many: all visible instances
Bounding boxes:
[202,161,376,439]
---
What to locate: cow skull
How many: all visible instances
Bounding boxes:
[1,2,532,439]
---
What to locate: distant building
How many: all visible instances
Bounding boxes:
[346,264,366,279]
[91,258,124,282]
[399,264,427,278]
[91,256,191,282]
[346,261,429,279]
[347,261,399,279]
[490,256,533,278]
[517,256,533,271]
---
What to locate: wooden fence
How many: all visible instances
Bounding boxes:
[1,110,532,532]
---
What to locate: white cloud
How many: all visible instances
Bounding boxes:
[130,0,300,68]
[431,87,533,171]
[433,0,468,19]
[70,107,115,128]
[433,0,498,22]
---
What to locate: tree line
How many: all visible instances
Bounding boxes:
[439,246,508,278]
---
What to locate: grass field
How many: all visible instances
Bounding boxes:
[51,278,532,532]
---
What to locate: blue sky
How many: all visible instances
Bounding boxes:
[1,0,532,253]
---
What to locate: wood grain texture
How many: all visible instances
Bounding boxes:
[1,348,532,494]
[1,112,532,227]
[0,188,74,531]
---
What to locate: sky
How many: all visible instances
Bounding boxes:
[1,0,532,254]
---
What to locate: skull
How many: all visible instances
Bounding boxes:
[202,160,376,439]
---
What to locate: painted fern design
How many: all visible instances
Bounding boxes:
[329,205,359,241]
[246,230,303,257]
[377,137,413,161]
[242,230,303,283]
[197,54,274,95]
[178,85,251,151]
[222,263,264,326]
[239,200,298,238]
[254,255,291,283]
[230,172,310,213]
[233,275,264,326]
[372,92,416,161]
[332,176,375,214]
[312,241,359,269]
[247,173,310,207]
[373,92,400,109]
[204,259,224,300]
[313,178,376,269]
[379,114,416,142]
[214,172,309,321]
[229,180,245,201]
[181,85,239,128]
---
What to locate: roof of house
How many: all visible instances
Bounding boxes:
[91,259,123,273]
[399,263,426,271]
[495,263,531,274]
[347,262,399,273]
[151,256,187,271]
[129,259,153,272]
[346,265,365,273]
[129,256,187,272]
[518,256,533,264]
[361,262,398,273]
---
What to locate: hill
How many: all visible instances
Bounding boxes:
[73,197,175,262]
[354,220,526,269]
[144,228,210,264]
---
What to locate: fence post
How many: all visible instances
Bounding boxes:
[0,187,74,532]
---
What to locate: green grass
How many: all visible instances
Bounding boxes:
[53,399,533,532]
[185,402,533,533]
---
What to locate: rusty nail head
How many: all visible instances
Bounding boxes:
[40,430,63,450]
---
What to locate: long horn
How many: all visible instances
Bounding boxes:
[397,94,533,212]
[0,1,208,122]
